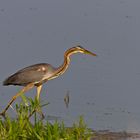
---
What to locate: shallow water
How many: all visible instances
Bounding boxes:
[0,0,140,133]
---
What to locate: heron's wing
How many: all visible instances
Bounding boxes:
[3,63,56,86]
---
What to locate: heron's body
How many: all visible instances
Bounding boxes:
[0,45,97,117]
[3,63,57,86]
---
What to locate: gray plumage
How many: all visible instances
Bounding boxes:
[3,63,56,86]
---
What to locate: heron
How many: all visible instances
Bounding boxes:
[0,45,97,116]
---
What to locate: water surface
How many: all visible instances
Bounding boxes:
[0,0,140,133]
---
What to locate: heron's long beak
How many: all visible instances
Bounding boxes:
[84,49,97,56]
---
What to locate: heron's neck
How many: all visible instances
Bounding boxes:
[48,51,71,80]
[56,52,71,77]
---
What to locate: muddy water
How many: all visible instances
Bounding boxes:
[0,0,140,135]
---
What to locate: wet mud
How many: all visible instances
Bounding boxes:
[91,131,140,140]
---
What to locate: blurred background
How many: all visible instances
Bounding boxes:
[0,0,140,132]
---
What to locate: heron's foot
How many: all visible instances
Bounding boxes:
[36,106,45,120]
[0,111,6,119]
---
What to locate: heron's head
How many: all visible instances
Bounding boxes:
[69,45,97,57]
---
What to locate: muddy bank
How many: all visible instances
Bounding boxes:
[91,131,140,140]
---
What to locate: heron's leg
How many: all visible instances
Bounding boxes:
[0,83,34,117]
[36,84,42,101]
[34,84,44,119]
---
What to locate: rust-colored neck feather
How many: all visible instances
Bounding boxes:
[48,48,77,80]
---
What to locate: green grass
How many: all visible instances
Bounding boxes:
[0,96,93,140]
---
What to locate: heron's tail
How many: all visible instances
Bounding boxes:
[3,74,17,86]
